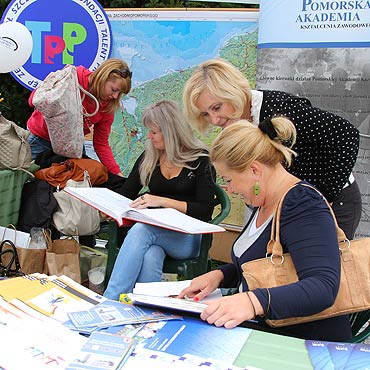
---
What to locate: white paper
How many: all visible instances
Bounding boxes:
[0,225,30,249]
[133,280,223,302]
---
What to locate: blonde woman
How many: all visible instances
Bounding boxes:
[183,58,361,239]
[179,117,351,342]
[104,100,216,299]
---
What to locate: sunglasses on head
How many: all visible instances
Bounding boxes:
[111,68,133,79]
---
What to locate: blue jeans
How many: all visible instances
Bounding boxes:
[27,133,52,160]
[103,223,202,300]
[27,133,87,160]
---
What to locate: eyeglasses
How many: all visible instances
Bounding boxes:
[111,68,133,79]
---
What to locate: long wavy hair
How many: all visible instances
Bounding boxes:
[140,100,209,186]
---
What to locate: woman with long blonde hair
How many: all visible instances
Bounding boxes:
[104,100,216,299]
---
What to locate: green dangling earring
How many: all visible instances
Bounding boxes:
[254,181,259,196]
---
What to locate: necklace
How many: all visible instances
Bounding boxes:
[159,153,176,169]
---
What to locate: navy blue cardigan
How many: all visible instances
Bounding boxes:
[219,182,351,342]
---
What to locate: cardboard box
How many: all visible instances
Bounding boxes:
[210,228,240,263]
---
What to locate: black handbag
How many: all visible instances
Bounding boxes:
[0,239,24,277]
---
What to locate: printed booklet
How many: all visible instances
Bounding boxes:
[67,299,182,330]
[63,187,225,234]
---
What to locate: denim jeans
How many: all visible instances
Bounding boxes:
[27,133,52,160]
[103,222,201,300]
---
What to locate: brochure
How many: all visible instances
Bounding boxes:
[305,340,370,370]
[66,332,137,370]
[305,340,335,370]
[132,280,223,301]
[0,313,87,370]
[64,187,225,234]
[343,344,370,370]
[67,299,182,329]
[0,274,105,323]
[142,317,252,365]
[128,293,208,314]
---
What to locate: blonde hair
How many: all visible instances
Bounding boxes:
[210,117,297,171]
[183,58,252,133]
[88,58,132,114]
[139,100,209,186]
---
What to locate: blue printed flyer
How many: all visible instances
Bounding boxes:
[142,317,252,364]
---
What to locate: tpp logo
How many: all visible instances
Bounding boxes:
[1,0,112,90]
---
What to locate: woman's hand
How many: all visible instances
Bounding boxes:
[99,212,114,222]
[177,270,224,302]
[130,193,163,209]
[200,292,257,329]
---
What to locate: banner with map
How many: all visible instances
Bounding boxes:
[103,9,259,229]
[257,0,370,238]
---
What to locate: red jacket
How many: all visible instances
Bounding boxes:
[27,66,121,174]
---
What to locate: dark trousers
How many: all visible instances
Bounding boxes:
[332,180,362,240]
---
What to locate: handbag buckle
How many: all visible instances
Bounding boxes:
[339,238,350,251]
[269,253,284,265]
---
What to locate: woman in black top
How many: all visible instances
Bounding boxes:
[183,58,362,239]
[104,100,216,300]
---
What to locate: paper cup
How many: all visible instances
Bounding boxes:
[88,266,105,294]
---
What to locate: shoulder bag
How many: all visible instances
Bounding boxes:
[0,113,32,172]
[242,184,370,327]
[53,170,101,236]
[32,65,99,159]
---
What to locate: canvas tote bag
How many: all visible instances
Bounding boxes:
[53,170,101,236]
[242,184,370,327]
[32,65,99,158]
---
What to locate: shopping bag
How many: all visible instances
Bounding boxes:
[0,225,46,275]
[45,237,81,283]
[32,65,99,158]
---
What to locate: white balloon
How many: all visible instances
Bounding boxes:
[0,22,33,73]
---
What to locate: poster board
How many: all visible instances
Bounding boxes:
[105,8,259,229]
[256,1,370,238]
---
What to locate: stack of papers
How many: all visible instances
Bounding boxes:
[66,299,182,334]
[129,280,223,314]
[66,332,137,370]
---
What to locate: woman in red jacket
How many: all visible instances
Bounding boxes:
[26,58,132,176]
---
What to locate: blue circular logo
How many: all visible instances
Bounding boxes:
[1,0,112,90]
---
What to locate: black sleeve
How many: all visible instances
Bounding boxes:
[260,91,360,202]
[186,156,217,222]
[115,153,144,199]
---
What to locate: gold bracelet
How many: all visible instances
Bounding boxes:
[245,292,257,319]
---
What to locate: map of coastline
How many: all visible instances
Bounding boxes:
[104,13,259,228]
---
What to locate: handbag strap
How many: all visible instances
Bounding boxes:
[80,85,99,117]
[0,239,23,277]
[267,183,348,258]
[0,163,35,177]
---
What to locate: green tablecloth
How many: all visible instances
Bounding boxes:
[0,164,39,227]
[236,330,313,370]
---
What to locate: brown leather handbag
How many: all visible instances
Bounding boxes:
[242,184,370,327]
[34,158,108,189]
